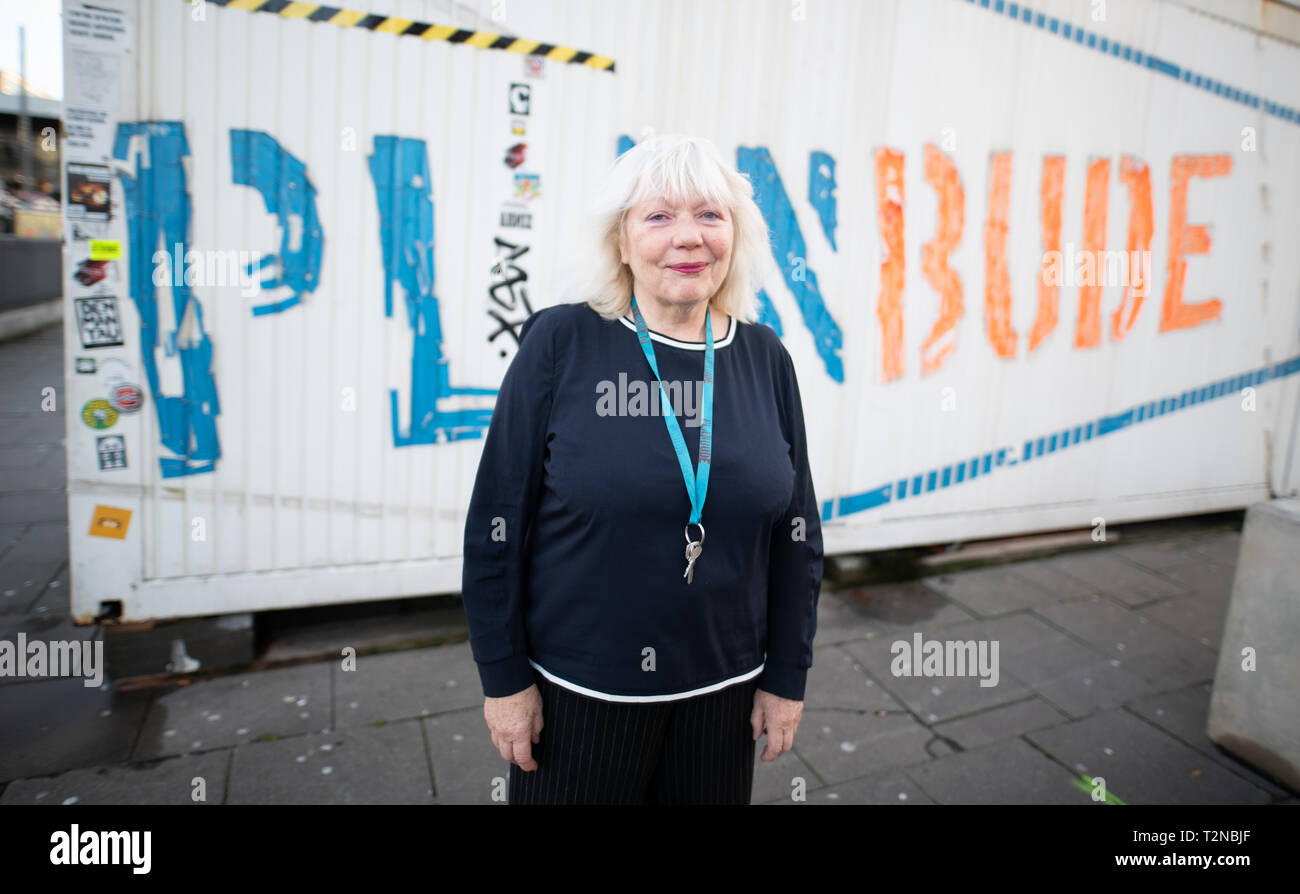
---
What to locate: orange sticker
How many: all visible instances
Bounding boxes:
[89,505,132,539]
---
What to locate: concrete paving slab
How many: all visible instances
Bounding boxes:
[1032,658,1158,719]
[0,678,154,782]
[1157,559,1238,601]
[422,709,509,804]
[815,580,976,644]
[840,619,1031,723]
[0,412,63,449]
[0,450,64,491]
[1116,646,1218,692]
[922,563,1069,617]
[1035,594,1199,661]
[904,737,1090,804]
[786,708,933,786]
[1026,709,1273,804]
[1181,531,1243,567]
[0,445,57,471]
[933,696,1070,750]
[1108,538,1214,572]
[226,721,432,804]
[333,641,482,728]
[0,491,66,525]
[804,644,904,712]
[752,747,818,803]
[0,751,230,805]
[1003,556,1105,601]
[0,524,69,615]
[1047,549,1192,606]
[761,768,938,805]
[132,661,332,761]
[969,612,1159,716]
[979,612,1112,684]
[1139,591,1230,649]
[0,523,26,563]
[1126,684,1294,799]
[1034,595,1219,691]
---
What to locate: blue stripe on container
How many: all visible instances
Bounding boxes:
[821,354,1300,519]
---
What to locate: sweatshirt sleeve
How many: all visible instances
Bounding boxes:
[461,307,555,698]
[757,343,824,702]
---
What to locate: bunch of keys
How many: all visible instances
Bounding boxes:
[683,523,705,584]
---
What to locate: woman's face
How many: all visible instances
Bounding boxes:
[619,194,733,312]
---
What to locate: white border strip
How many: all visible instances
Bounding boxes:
[528,658,763,702]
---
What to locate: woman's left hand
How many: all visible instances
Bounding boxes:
[750,689,804,762]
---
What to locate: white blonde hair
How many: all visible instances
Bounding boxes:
[565,134,769,324]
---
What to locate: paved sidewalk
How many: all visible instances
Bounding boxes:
[1,322,1295,805]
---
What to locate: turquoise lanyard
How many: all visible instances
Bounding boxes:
[629,295,714,530]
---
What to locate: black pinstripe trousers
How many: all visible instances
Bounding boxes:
[507,668,761,805]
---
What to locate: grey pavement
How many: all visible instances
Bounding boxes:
[1,322,1296,805]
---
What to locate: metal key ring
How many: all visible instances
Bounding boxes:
[684,522,705,545]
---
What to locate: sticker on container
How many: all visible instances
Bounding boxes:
[107,382,143,414]
[97,357,132,389]
[508,83,531,116]
[75,358,97,374]
[524,55,545,78]
[88,504,132,539]
[81,398,118,430]
[503,143,527,169]
[89,239,121,260]
[70,221,110,242]
[73,258,116,288]
[66,163,113,221]
[510,118,526,136]
[96,435,127,471]
[74,296,124,348]
[499,204,532,229]
[512,172,541,201]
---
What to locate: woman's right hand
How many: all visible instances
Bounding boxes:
[484,684,544,771]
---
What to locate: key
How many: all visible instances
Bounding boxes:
[683,540,702,584]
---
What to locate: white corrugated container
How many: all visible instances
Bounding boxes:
[60,0,1300,623]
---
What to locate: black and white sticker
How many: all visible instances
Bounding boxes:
[96,434,127,471]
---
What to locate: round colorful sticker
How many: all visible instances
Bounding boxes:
[81,398,119,430]
[108,382,143,414]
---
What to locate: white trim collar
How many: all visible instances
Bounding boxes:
[618,312,737,350]
[529,658,764,702]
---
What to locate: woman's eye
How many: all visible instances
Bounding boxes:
[701,211,722,220]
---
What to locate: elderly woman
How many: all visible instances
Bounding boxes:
[461,134,823,805]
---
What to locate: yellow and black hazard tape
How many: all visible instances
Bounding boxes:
[202,0,616,72]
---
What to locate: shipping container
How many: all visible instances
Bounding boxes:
[61,0,1300,623]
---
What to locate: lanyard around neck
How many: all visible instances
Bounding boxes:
[629,295,715,526]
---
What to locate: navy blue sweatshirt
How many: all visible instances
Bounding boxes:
[461,301,823,702]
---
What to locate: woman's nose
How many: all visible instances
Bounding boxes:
[672,220,703,246]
